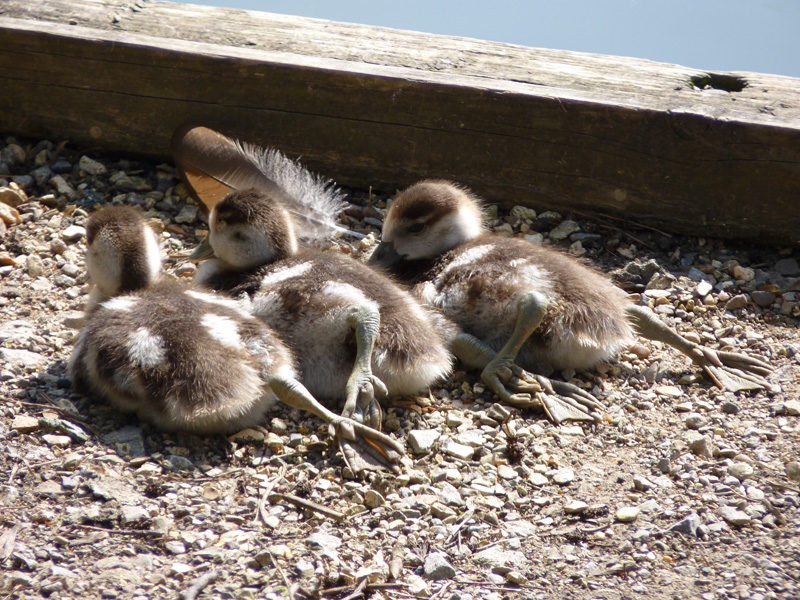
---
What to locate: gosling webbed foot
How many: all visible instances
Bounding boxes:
[482,362,604,424]
[481,361,541,407]
[269,374,401,474]
[331,418,405,474]
[535,375,605,424]
[689,346,775,393]
[626,304,775,393]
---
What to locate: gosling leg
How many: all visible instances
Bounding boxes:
[451,291,604,423]
[625,304,774,393]
[342,305,388,429]
[269,375,403,473]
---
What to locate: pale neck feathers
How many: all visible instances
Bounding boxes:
[85,206,162,303]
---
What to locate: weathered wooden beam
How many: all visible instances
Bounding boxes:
[1,0,799,244]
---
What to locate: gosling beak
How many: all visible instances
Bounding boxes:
[189,235,215,263]
[368,241,404,269]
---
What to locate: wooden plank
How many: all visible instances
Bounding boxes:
[1,0,799,244]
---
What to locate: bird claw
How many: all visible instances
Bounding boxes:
[345,374,388,430]
[483,362,603,424]
[691,346,775,393]
[330,418,405,474]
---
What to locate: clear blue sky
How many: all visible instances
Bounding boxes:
[177,0,799,78]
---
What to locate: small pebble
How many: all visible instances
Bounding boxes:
[408,430,440,454]
[552,469,575,485]
[12,415,40,433]
[364,490,385,508]
[79,155,108,175]
[61,225,86,242]
[721,401,739,415]
[549,219,580,240]
[165,541,187,555]
[751,290,776,307]
[656,385,683,398]
[445,440,474,460]
[718,506,751,526]
[684,413,707,430]
[42,434,72,447]
[733,265,755,282]
[0,186,26,207]
[783,400,800,416]
[168,455,194,471]
[423,552,456,580]
[696,281,713,297]
[729,462,755,481]
[564,501,589,515]
[688,434,714,459]
[615,506,640,522]
[725,294,748,311]
[785,462,800,481]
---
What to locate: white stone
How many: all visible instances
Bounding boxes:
[552,469,575,485]
[530,473,549,486]
[615,506,640,522]
[444,440,475,461]
[79,155,108,175]
[564,501,589,515]
[408,429,440,454]
[61,225,86,242]
[549,219,580,240]
[729,462,754,480]
[454,429,485,447]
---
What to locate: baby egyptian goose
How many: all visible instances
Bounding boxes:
[71,206,404,471]
[190,188,454,439]
[370,180,773,423]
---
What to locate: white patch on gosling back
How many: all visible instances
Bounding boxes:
[437,244,494,279]
[260,261,313,286]
[126,327,167,369]
[322,282,380,313]
[201,313,242,348]
[516,263,557,296]
[186,290,252,319]
[101,296,137,312]
[249,291,284,322]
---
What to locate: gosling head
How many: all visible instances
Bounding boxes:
[191,188,298,270]
[370,180,485,267]
[85,205,162,299]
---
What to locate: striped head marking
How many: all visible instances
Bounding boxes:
[381,180,485,260]
[208,189,298,270]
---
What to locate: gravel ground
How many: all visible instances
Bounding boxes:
[0,135,799,600]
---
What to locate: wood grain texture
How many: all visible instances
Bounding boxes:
[1,0,799,244]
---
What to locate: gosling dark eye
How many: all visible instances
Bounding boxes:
[408,222,425,234]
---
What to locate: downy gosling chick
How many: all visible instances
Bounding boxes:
[70,205,295,433]
[71,207,405,472]
[370,180,774,423]
[190,189,454,442]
